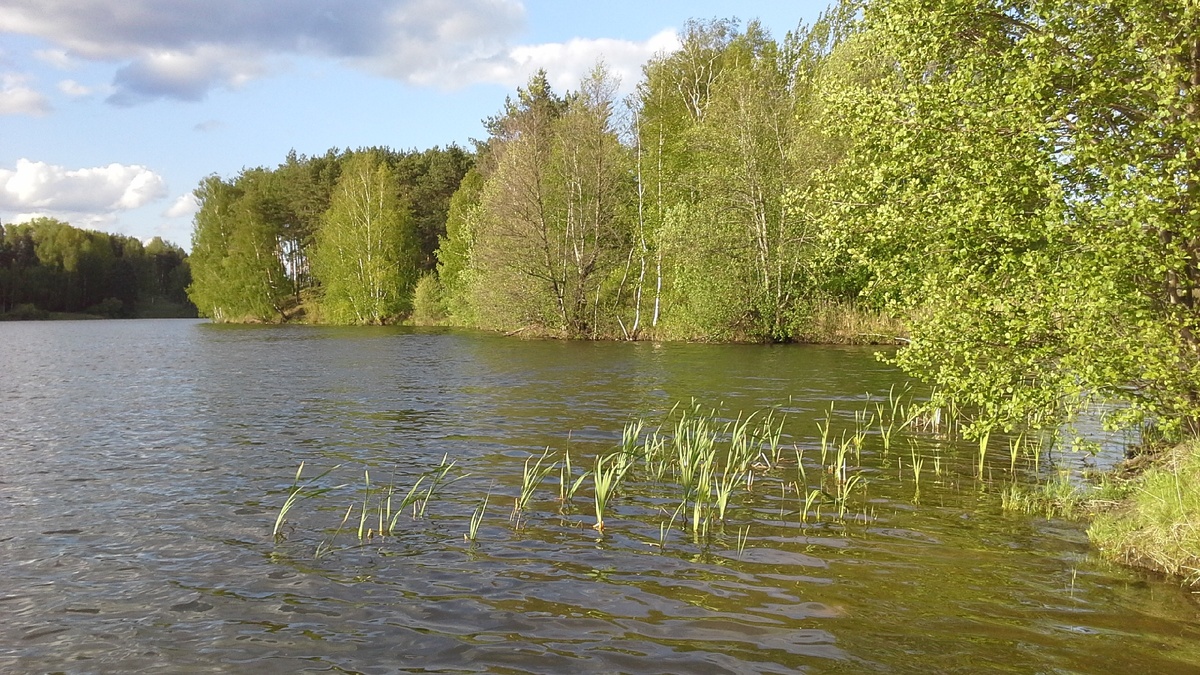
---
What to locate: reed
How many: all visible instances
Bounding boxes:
[656,500,687,550]
[713,457,743,522]
[735,525,751,558]
[357,469,372,539]
[592,452,633,531]
[727,412,757,472]
[977,429,992,480]
[757,410,786,468]
[695,452,719,536]
[643,431,670,482]
[414,455,460,519]
[466,492,490,542]
[273,461,343,539]
[514,448,556,518]
[801,488,823,524]
[878,409,895,456]
[910,446,924,502]
[1008,432,1024,473]
[558,448,589,506]
[620,420,644,456]
[817,404,833,466]
[316,503,356,558]
[835,473,865,520]
[379,475,427,534]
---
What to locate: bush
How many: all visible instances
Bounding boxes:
[411,273,446,325]
[1,303,50,320]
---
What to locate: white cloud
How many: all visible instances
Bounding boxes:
[193,119,222,132]
[57,78,93,97]
[0,72,51,115]
[35,48,74,69]
[164,192,199,219]
[476,29,681,93]
[108,44,270,105]
[0,0,527,103]
[0,0,682,104]
[0,158,167,214]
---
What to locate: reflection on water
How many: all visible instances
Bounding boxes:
[0,320,1197,673]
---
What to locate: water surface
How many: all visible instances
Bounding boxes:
[1,320,1197,673]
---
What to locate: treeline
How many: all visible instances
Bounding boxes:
[439,10,877,343]
[189,0,1200,440]
[0,218,194,319]
[187,146,472,323]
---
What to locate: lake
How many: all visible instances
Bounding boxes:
[1,319,1197,673]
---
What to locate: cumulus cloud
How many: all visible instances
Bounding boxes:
[0,72,52,115]
[460,29,681,92]
[164,192,199,219]
[0,0,678,103]
[34,48,74,69]
[0,0,525,102]
[57,79,93,97]
[0,159,167,214]
[108,44,270,105]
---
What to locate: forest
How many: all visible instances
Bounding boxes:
[0,218,194,319]
[187,0,1199,449]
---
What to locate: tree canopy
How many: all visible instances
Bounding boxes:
[185,0,1200,440]
[0,217,193,318]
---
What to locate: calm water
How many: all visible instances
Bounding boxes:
[1,320,1197,673]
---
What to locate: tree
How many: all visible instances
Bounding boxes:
[436,167,485,324]
[188,173,288,322]
[819,0,1200,439]
[311,151,418,324]
[469,67,633,337]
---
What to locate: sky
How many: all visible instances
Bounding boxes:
[0,0,832,250]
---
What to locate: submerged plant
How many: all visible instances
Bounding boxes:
[735,524,751,558]
[910,446,924,503]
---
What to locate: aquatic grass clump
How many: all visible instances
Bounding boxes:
[278,455,467,554]
[558,448,589,506]
[592,451,634,531]
[514,448,557,519]
[466,492,490,542]
[273,462,343,540]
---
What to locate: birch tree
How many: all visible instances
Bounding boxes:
[312,152,417,324]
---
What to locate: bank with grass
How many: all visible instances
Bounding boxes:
[1089,440,1200,586]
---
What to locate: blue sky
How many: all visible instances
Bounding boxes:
[0,1,831,250]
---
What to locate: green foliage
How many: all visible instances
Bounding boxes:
[312,151,418,324]
[436,168,485,325]
[1089,441,1200,585]
[188,173,288,322]
[410,273,446,325]
[0,219,193,318]
[468,67,634,337]
[818,0,1200,439]
[187,145,471,325]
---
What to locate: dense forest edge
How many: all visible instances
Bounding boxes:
[0,219,195,320]
[9,0,1198,583]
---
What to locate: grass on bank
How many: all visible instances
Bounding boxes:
[792,299,908,345]
[1088,440,1200,586]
